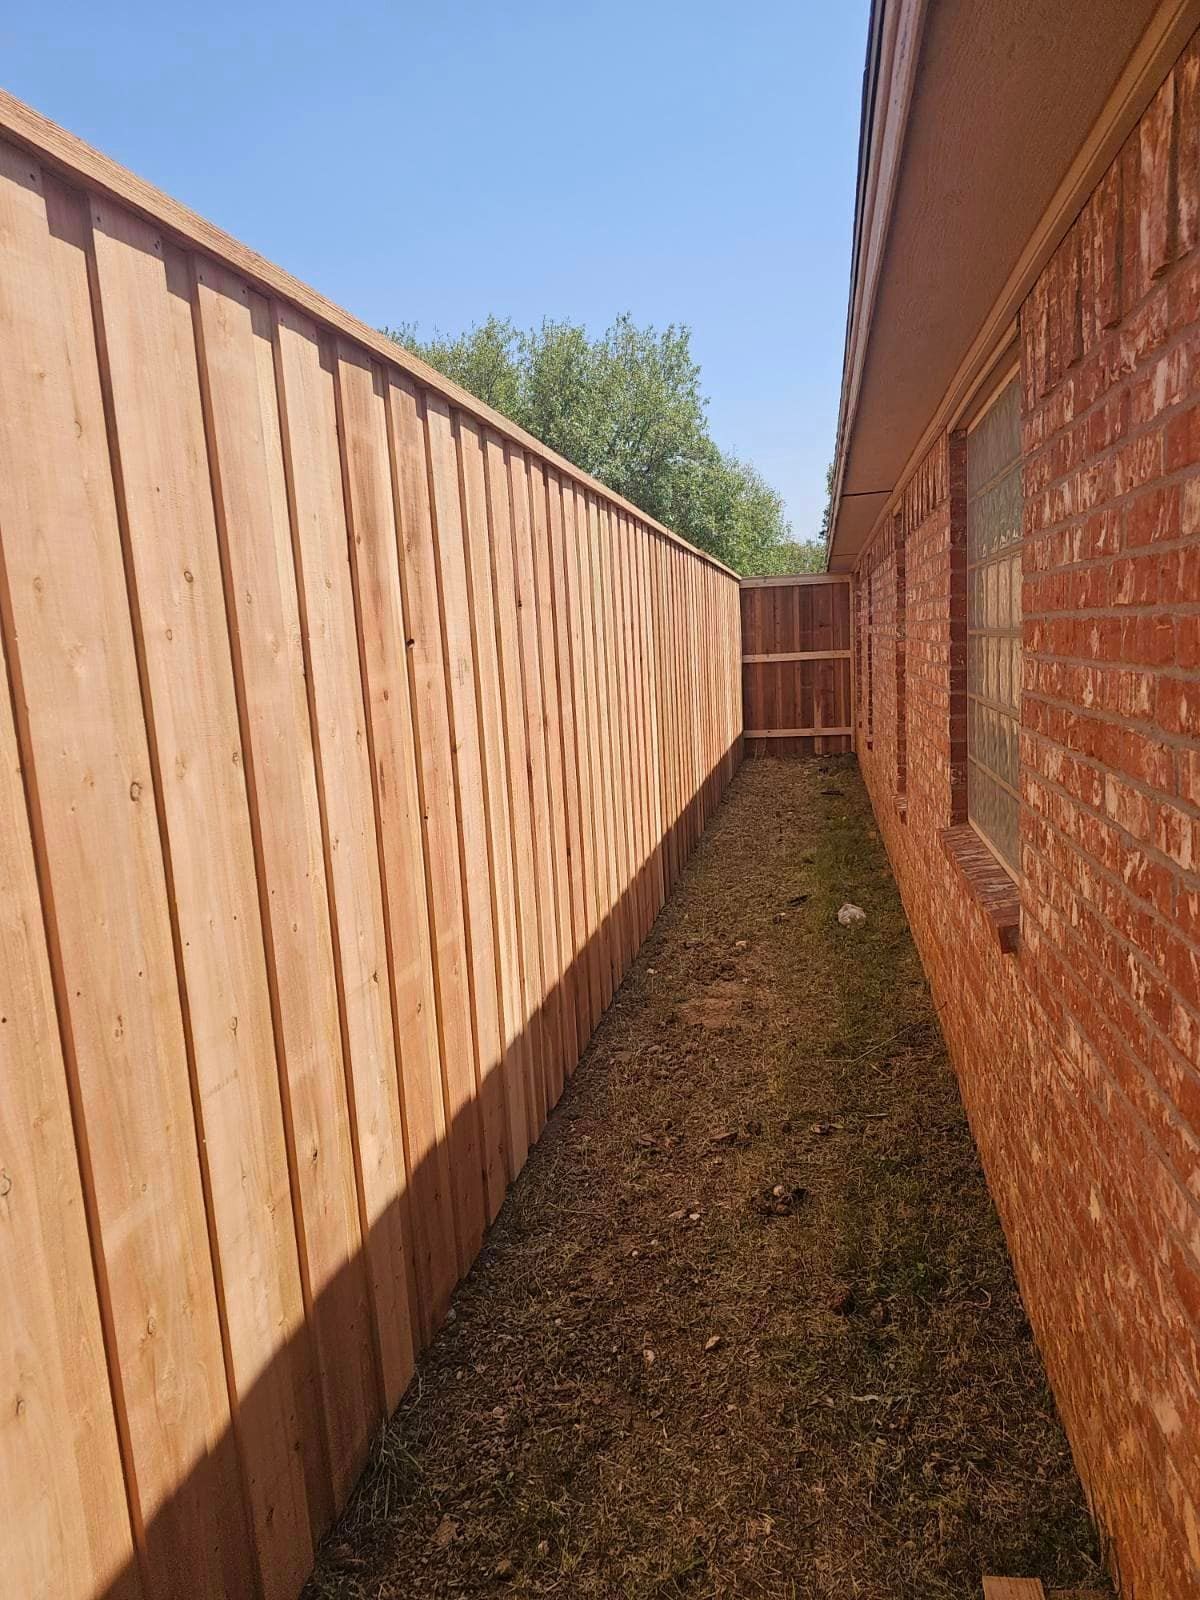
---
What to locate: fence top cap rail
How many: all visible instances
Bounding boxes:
[0,89,739,583]
[739,573,851,588]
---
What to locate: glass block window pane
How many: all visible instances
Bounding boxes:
[966,374,1022,874]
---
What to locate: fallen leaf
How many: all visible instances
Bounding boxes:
[432,1516,459,1549]
[705,1334,723,1352]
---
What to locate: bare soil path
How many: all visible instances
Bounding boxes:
[306,757,1108,1600]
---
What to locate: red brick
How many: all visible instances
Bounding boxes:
[1126,484,1181,548]
[1165,401,1200,469]
[850,37,1200,1600]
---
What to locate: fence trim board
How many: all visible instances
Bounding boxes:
[744,727,855,738]
[739,572,851,587]
[741,649,853,664]
[0,89,736,584]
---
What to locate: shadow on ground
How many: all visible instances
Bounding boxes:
[304,756,1108,1600]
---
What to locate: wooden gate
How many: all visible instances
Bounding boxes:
[740,575,854,755]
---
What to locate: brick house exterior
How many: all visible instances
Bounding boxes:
[829,8,1200,1596]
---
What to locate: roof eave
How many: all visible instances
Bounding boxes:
[826,0,929,571]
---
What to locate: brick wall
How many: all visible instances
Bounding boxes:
[853,33,1200,1598]
[856,510,909,803]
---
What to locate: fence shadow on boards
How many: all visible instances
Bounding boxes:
[739,574,854,755]
[0,90,743,1600]
[19,742,743,1600]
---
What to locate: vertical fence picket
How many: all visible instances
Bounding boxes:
[0,102,744,1600]
[458,416,531,1171]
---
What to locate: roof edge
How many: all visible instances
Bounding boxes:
[825,0,930,570]
[826,0,1200,573]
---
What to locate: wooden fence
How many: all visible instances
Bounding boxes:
[0,94,742,1600]
[740,575,854,754]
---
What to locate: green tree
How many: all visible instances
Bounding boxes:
[387,314,524,418]
[819,459,836,541]
[756,537,828,575]
[385,313,820,576]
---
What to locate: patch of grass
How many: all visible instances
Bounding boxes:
[780,759,1106,1595]
[304,757,1108,1600]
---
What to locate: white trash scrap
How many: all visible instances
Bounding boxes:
[837,902,867,927]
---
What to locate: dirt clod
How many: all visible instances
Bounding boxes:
[750,1183,807,1217]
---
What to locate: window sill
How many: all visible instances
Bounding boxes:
[939,825,1020,954]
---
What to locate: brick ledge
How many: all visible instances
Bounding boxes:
[940,825,1020,955]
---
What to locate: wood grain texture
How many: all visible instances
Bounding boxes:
[0,148,143,1600]
[546,473,590,1059]
[329,342,423,1405]
[0,90,737,584]
[587,494,623,1000]
[193,255,347,1586]
[0,570,139,1600]
[740,579,854,756]
[388,372,488,1274]
[41,176,252,1599]
[459,416,531,1173]
[562,482,604,1035]
[510,448,563,1120]
[0,124,743,1600]
[527,457,572,1100]
[425,393,509,1219]
[576,492,615,1012]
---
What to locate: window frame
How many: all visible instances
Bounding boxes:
[962,355,1023,883]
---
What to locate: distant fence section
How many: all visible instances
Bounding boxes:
[0,93,742,1600]
[740,575,854,754]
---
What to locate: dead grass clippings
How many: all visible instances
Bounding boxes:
[304,756,1109,1600]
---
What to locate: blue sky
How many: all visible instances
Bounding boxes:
[4,1,868,537]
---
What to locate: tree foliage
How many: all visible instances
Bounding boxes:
[819,459,836,539]
[385,313,820,576]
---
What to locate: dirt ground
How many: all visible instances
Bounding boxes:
[305,756,1109,1600]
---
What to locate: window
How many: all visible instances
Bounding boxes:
[966,371,1022,875]
[865,568,874,748]
[892,511,906,803]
